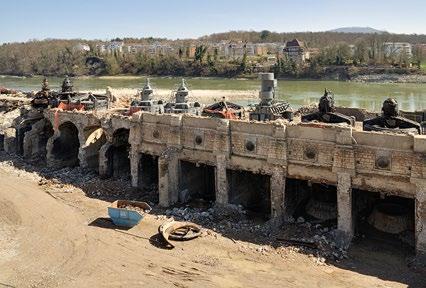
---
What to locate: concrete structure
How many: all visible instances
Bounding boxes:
[16,107,422,256]
[1,95,425,258]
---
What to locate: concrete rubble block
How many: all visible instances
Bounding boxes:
[3,128,16,153]
[413,135,426,153]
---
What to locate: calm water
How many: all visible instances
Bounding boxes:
[1,75,425,112]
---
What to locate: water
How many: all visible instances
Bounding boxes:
[1,75,425,112]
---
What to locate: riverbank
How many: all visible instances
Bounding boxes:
[350,73,426,83]
[3,71,426,84]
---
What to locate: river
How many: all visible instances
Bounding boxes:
[1,75,425,112]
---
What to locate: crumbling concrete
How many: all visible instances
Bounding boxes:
[1,101,425,256]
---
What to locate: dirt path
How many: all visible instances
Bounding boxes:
[0,166,423,288]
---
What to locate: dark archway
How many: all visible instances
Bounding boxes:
[51,121,80,167]
[179,161,215,204]
[106,128,131,179]
[138,153,159,190]
[353,190,415,252]
[227,169,271,220]
[284,179,337,225]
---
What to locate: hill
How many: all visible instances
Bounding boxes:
[328,27,387,34]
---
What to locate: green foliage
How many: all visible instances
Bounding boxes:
[260,30,271,41]
[194,45,208,63]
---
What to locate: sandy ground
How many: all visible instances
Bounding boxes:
[0,155,424,288]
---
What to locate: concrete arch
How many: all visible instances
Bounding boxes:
[99,128,131,180]
[47,121,80,168]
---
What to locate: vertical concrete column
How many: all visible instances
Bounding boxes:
[158,149,179,207]
[414,180,426,255]
[270,167,286,220]
[45,131,60,167]
[130,147,141,188]
[337,173,353,239]
[215,154,228,205]
[77,125,88,168]
[98,142,111,178]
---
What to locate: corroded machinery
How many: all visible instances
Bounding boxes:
[164,79,201,115]
[130,78,164,114]
[31,78,55,109]
[202,97,244,119]
[302,89,355,126]
[363,98,422,134]
[249,73,293,121]
[55,76,110,110]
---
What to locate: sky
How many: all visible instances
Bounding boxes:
[1,0,425,43]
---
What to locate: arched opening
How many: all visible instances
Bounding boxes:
[83,127,106,171]
[16,119,41,156]
[26,119,54,163]
[51,121,80,167]
[106,128,131,179]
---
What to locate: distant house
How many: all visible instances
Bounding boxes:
[73,43,91,52]
[383,42,412,58]
[283,39,309,64]
[95,41,123,54]
[106,41,124,53]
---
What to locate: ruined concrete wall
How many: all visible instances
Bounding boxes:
[44,110,102,168]
[2,107,425,253]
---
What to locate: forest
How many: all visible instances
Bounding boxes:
[0,31,424,78]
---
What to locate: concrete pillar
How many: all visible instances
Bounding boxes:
[98,142,111,178]
[270,167,286,220]
[337,173,353,243]
[130,148,141,188]
[77,126,88,168]
[414,180,426,255]
[158,149,179,207]
[215,154,228,204]
[3,128,17,154]
[45,131,59,167]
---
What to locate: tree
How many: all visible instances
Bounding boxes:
[260,30,271,41]
[354,40,369,64]
[194,45,208,63]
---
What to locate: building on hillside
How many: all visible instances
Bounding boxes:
[283,39,309,64]
[383,42,412,58]
[73,43,91,52]
[95,41,124,54]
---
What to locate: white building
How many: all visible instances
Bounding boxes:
[383,42,412,58]
[73,43,91,52]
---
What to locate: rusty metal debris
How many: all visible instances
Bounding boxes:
[159,220,201,248]
[301,89,355,126]
[363,98,422,134]
[202,97,244,119]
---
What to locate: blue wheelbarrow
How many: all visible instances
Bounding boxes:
[108,200,152,228]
